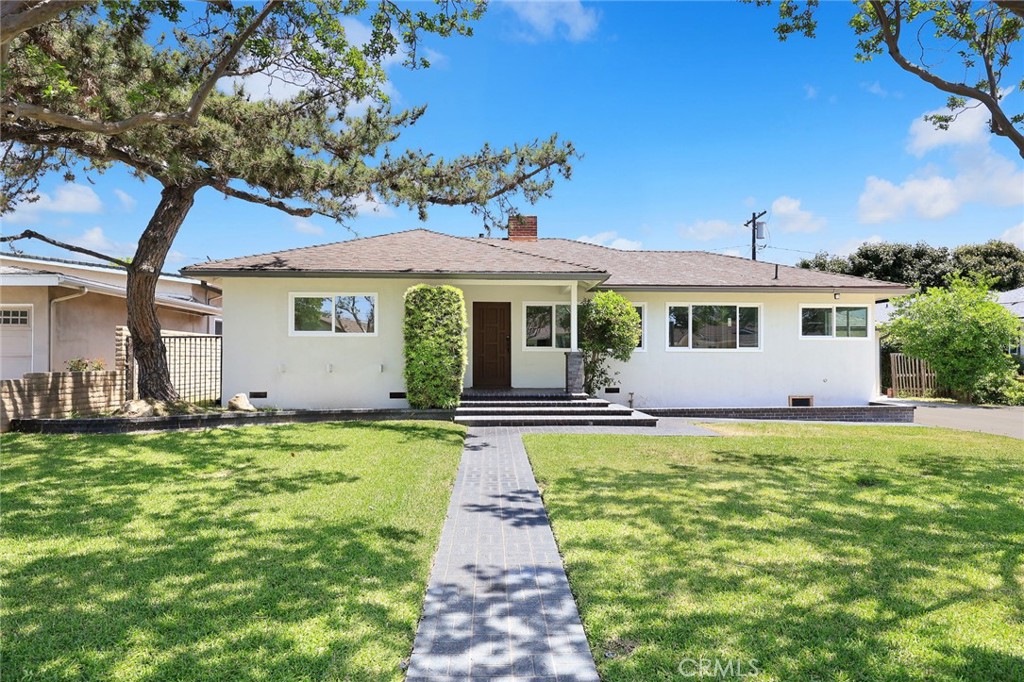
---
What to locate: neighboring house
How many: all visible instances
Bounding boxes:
[0,254,222,380]
[998,286,1024,355]
[182,218,910,409]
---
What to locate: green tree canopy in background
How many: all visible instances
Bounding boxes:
[884,275,1023,401]
[798,240,1024,291]
[0,1,577,400]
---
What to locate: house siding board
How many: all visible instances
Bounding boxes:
[608,291,879,407]
[221,277,882,410]
[223,278,573,409]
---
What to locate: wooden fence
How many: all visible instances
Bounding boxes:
[890,352,938,397]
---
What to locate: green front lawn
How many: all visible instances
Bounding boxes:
[2,421,465,681]
[526,424,1024,682]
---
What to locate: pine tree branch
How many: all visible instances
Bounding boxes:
[0,229,131,267]
[870,0,1024,158]
[209,180,316,217]
[1,1,280,134]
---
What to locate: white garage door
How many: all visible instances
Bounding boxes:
[0,306,34,380]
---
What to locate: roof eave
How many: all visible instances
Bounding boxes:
[596,284,915,296]
[181,268,606,280]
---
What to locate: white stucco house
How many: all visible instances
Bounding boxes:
[182,217,909,409]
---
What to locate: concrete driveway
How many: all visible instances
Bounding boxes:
[908,403,1024,440]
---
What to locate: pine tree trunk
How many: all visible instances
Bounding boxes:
[127,181,203,401]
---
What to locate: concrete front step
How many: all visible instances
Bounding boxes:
[459,398,612,409]
[454,412,658,427]
[457,405,632,416]
[460,392,589,402]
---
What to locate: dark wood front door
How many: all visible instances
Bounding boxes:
[473,302,511,389]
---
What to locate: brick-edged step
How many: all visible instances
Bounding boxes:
[454,411,659,427]
[460,392,590,402]
[457,405,633,417]
[459,398,612,409]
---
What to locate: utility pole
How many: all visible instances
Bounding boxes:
[745,210,767,261]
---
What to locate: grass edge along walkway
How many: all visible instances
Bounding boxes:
[525,423,1024,682]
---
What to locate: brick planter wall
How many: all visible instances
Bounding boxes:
[644,405,915,423]
[1,371,124,432]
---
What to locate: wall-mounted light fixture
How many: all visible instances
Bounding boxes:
[833,292,841,300]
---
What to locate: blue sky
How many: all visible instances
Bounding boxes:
[4,0,1023,269]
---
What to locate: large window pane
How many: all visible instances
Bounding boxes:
[634,306,644,349]
[668,306,689,348]
[335,295,375,333]
[836,306,868,338]
[294,296,332,332]
[555,304,571,349]
[738,306,759,348]
[693,305,737,349]
[526,306,553,347]
[801,307,832,337]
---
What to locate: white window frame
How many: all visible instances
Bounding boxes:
[289,292,379,337]
[799,304,871,340]
[0,304,34,373]
[523,301,571,351]
[664,302,763,352]
[633,302,647,352]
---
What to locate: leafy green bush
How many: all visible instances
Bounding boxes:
[974,359,1024,405]
[403,285,467,409]
[578,291,641,394]
[884,274,1023,402]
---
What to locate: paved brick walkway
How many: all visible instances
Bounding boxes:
[407,427,599,682]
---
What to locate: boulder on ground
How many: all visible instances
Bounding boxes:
[227,393,257,412]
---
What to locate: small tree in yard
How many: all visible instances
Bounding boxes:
[403,285,467,409]
[884,275,1023,402]
[578,291,640,395]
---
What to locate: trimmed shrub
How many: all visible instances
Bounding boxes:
[403,285,468,409]
[578,291,641,394]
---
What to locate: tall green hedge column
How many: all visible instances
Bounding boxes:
[403,285,468,408]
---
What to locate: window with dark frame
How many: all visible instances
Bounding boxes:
[668,305,759,350]
[525,304,571,348]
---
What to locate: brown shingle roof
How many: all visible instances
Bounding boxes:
[183,229,909,292]
[182,229,603,277]
[478,238,909,290]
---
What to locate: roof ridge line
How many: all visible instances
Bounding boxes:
[463,235,606,273]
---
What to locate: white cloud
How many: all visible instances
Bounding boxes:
[836,234,883,257]
[770,196,826,233]
[858,149,1024,223]
[166,250,190,265]
[1001,221,1024,247]
[70,227,136,259]
[222,18,402,104]
[113,188,137,211]
[720,248,743,258]
[804,84,818,100]
[504,0,600,42]
[353,194,395,218]
[577,231,641,250]
[678,219,738,242]
[6,184,104,224]
[906,101,991,156]
[290,217,325,235]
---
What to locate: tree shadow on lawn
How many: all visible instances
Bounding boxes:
[1,424,459,682]
[536,448,1024,681]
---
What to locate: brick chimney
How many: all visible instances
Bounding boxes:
[508,215,538,242]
